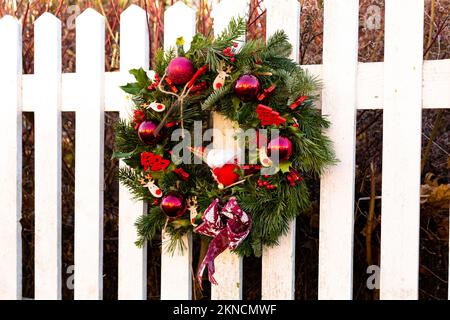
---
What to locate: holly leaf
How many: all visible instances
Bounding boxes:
[112,150,135,159]
[120,82,141,95]
[112,145,148,160]
[120,68,150,94]
[131,68,150,87]
[279,160,292,173]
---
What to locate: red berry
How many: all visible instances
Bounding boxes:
[264,175,269,178]
[233,43,238,48]
[263,181,268,186]
[230,57,235,62]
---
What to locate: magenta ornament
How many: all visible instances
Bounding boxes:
[267,136,293,161]
[234,74,261,102]
[138,120,159,145]
[160,193,187,218]
[167,57,194,85]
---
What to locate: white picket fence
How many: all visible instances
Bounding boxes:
[0,0,449,300]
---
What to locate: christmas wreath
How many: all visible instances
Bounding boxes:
[114,18,335,286]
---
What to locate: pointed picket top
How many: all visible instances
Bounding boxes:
[164,1,195,51]
[120,4,149,73]
[0,14,20,28]
[165,1,195,24]
[77,7,104,23]
[212,0,249,36]
[166,1,193,14]
[35,12,61,27]
[121,4,146,19]
[0,12,22,301]
[266,0,299,10]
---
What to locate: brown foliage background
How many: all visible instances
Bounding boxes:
[0,0,449,299]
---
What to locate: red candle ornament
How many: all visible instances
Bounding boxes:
[257,84,277,101]
[289,95,307,110]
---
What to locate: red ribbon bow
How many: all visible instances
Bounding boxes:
[195,197,252,289]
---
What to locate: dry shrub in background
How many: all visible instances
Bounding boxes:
[0,0,448,300]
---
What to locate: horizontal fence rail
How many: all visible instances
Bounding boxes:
[19,60,450,113]
[0,0,449,301]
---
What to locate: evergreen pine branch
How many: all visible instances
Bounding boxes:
[135,206,165,248]
[117,167,150,201]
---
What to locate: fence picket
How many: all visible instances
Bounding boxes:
[318,0,359,300]
[160,2,196,300]
[74,8,105,300]
[118,4,149,301]
[210,0,249,300]
[380,0,424,300]
[261,0,300,300]
[0,15,22,300]
[34,13,62,300]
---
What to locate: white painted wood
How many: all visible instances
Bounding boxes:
[160,2,196,300]
[118,4,149,301]
[160,233,192,300]
[261,0,300,300]
[210,0,249,301]
[318,0,359,300]
[34,12,62,300]
[74,8,105,300]
[20,59,450,113]
[0,15,22,300]
[380,0,424,300]
[422,59,450,109]
[163,1,196,52]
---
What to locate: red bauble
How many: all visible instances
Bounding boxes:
[138,120,160,145]
[160,193,187,218]
[212,163,240,187]
[267,136,293,161]
[234,74,261,102]
[167,57,194,85]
